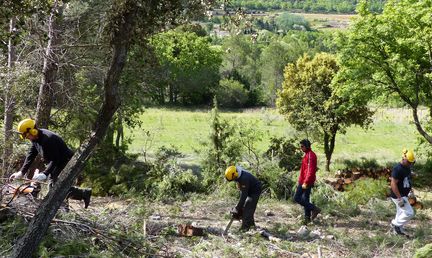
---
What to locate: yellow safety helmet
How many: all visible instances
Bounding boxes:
[225,166,238,181]
[17,118,38,139]
[402,148,415,163]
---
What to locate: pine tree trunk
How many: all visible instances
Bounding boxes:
[10,5,136,257]
[2,17,17,174]
[36,0,64,128]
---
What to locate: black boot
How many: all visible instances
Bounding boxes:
[83,189,92,209]
[68,187,92,209]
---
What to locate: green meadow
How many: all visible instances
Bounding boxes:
[126,107,422,170]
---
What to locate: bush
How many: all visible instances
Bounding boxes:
[215,79,249,108]
[312,177,388,217]
[414,244,432,258]
[146,145,204,200]
[275,12,311,32]
[264,137,302,172]
[343,178,388,205]
[153,169,202,201]
[257,162,296,199]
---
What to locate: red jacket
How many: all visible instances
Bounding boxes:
[298,149,317,185]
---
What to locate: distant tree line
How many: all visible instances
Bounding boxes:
[230,0,385,13]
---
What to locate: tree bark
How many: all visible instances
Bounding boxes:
[115,111,124,149]
[2,17,17,174]
[11,5,136,257]
[412,106,432,144]
[324,130,337,172]
[36,0,64,129]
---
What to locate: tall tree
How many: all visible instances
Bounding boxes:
[2,16,17,173]
[0,1,50,173]
[147,30,222,105]
[338,0,432,145]
[11,0,210,256]
[277,53,372,171]
[35,0,65,128]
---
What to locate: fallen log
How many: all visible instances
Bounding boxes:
[177,224,204,236]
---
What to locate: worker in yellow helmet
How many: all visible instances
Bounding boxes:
[9,118,92,209]
[390,149,416,237]
[225,165,262,231]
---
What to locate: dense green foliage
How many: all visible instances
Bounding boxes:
[277,53,372,170]
[145,30,222,105]
[264,136,302,171]
[230,0,385,13]
[338,0,432,146]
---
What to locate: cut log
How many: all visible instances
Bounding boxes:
[177,224,204,236]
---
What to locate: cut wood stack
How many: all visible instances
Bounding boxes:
[325,167,392,192]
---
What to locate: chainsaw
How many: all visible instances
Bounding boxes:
[223,208,243,236]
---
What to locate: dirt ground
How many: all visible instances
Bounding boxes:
[2,182,431,257]
[69,190,431,258]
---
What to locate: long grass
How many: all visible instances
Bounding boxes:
[125,107,423,170]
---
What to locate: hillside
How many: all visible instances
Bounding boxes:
[2,176,431,257]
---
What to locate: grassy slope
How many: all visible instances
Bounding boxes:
[126,107,421,170]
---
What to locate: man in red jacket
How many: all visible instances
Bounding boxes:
[294,139,321,224]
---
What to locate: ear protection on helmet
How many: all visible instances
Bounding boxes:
[29,128,38,136]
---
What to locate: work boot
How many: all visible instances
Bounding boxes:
[68,187,92,209]
[302,217,311,225]
[311,207,321,220]
[392,224,410,238]
[83,189,92,209]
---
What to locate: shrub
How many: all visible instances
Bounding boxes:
[264,137,302,172]
[343,178,388,205]
[257,162,296,199]
[154,169,202,201]
[414,244,432,258]
[215,79,249,108]
[146,145,204,200]
[275,12,311,32]
[312,177,388,217]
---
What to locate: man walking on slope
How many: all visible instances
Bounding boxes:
[294,139,321,224]
[9,118,92,209]
[390,149,415,237]
[225,165,262,231]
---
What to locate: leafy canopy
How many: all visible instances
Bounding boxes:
[337,0,432,144]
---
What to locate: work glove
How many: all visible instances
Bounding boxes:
[397,198,405,207]
[9,171,23,181]
[302,183,308,190]
[230,207,243,220]
[32,171,47,182]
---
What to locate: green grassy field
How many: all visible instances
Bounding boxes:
[290,12,355,30]
[125,107,423,170]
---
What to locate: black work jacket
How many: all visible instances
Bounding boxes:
[235,170,262,209]
[20,129,73,180]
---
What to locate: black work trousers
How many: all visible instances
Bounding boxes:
[241,193,260,230]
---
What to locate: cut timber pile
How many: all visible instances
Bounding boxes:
[324,167,392,192]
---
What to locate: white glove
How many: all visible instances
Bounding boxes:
[397,198,405,207]
[32,172,47,182]
[9,171,24,181]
